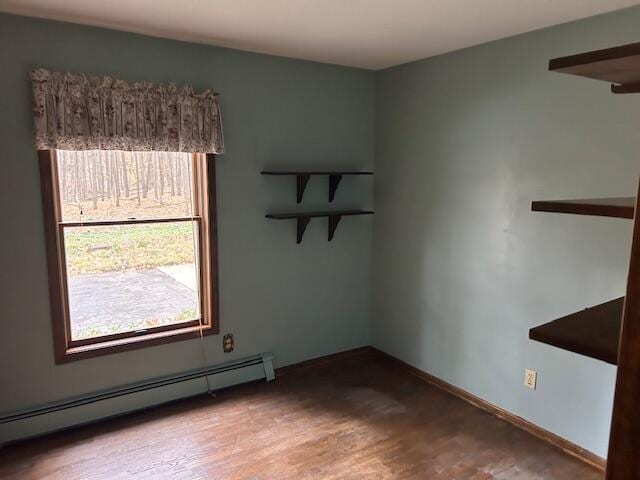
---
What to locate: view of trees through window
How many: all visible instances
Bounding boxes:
[56,150,201,341]
[57,150,195,221]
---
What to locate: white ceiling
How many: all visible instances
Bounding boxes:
[1,0,638,70]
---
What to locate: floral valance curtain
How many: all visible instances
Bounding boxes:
[30,69,224,154]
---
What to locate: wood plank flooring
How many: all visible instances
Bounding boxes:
[0,351,602,479]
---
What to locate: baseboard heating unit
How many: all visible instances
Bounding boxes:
[0,352,275,444]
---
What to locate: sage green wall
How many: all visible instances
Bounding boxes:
[372,6,640,457]
[0,13,374,414]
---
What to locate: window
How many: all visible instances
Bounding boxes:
[39,150,219,363]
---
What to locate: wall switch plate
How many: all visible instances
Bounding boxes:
[524,369,537,390]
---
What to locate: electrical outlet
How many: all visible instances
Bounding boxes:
[524,369,537,390]
[223,333,234,353]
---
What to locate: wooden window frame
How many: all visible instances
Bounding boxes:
[38,150,219,364]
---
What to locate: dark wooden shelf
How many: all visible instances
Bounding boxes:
[266,209,374,243]
[549,42,640,93]
[265,209,374,220]
[262,171,373,176]
[261,171,373,203]
[529,298,623,365]
[531,197,634,219]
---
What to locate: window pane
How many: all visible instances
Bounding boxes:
[64,221,201,341]
[56,150,195,222]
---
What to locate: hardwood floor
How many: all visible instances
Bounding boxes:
[0,351,601,479]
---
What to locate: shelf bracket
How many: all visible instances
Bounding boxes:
[296,216,311,244]
[328,214,342,241]
[328,174,343,202]
[296,174,310,203]
[611,82,640,94]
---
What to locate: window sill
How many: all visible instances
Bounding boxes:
[57,324,218,364]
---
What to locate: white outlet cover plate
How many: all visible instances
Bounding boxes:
[524,369,537,389]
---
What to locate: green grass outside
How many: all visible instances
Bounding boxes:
[72,307,198,340]
[64,222,195,276]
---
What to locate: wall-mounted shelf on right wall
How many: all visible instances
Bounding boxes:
[531,197,635,219]
[548,41,640,93]
[529,198,632,363]
[529,297,622,365]
[534,40,640,478]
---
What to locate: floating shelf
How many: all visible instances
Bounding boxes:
[549,42,640,93]
[529,298,623,365]
[531,197,635,219]
[266,209,374,244]
[261,171,373,203]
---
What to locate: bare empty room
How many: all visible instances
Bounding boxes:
[1,1,640,478]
